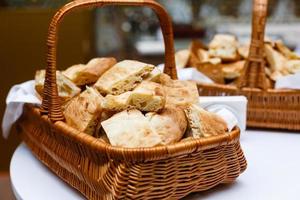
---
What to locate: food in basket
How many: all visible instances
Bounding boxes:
[63,86,104,135]
[275,40,300,60]
[63,57,116,86]
[101,106,187,148]
[264,44,288,74]
[178,34,300,85]
[34,58,233,148]
[184,104,227,138]
[94,60,154,95]
[144,67,162,82]
[222,60,245,79]
[160,74,199,107]
[35,70,81,102]
[208,34,240,62]
[103,81,166,112]
[175,49,190,69]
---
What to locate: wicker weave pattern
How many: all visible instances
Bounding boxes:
[197,0,300,131]
[16,0,247,198]
[18,105,246,199]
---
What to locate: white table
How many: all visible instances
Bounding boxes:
[10,130,300,200]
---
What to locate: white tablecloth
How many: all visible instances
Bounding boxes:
[10,130,300,200]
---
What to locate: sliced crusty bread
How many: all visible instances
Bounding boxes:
[275,40,300,60]
[94,60,154,95]
[184,104,227,138]
[221,60,245,79]
[264,44,287,72]
[101,109,162,148]
[208,34,239,62]
[103,81,165,112]
[144,67,162,83]
[238,44,249,59]
[35,70,81,102]
[63,87,104,135]
[101,106,187,148]
[160,74,199,107]
[63,57,117,86]
[175,49,190,68]
[286,60,300,74]
[145,106,187,145]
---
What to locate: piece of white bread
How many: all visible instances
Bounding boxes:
[63,57,117,86]
[264,44,287,72]
[238,44,249,59]
[160,74,199,107]
[63,87,104,135]
[144,67,162,83]
[103,81,165,112]
[101,106,187,148]
[184,104,227,138]
[145,106,187,145]
[101,109,162,148]
[35,70,81,102]
[175,49,190,68]
[286,60,300,74]
[222,60,245,79]
[275,40,300,60]
[208,34,239,62]
[94,60,154,95]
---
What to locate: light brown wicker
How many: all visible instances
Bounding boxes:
[16,0,247,199]
[197,0,300,131]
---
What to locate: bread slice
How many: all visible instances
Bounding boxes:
[195,62,224,84]
[184,104,227,138]
[175,49,190,68]
[238,44,249,59]
[265,44,287,72]
[101,109,162,148]
[144,67,162,83]
[103,81,165,112]
[275,40,300,60]
[94,60,154,95]
[35,70,81,102]
[286,60,300,74]
[160,74,199,107]
[63,87,104,135]
[221,60,245,79]
[145,106,187,145]
[63,57,117,86]
[208,34,239,62]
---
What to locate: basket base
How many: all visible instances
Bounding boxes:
[16,105,247,199]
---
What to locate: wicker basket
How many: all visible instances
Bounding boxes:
[15,0,247,199]
[197,0,300,131]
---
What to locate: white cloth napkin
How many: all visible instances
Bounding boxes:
[199,96,248,133]
[2,80,41,138]
[275,72,300,90]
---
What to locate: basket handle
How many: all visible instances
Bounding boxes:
[40,0,176,121]
[237,0,268,90]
